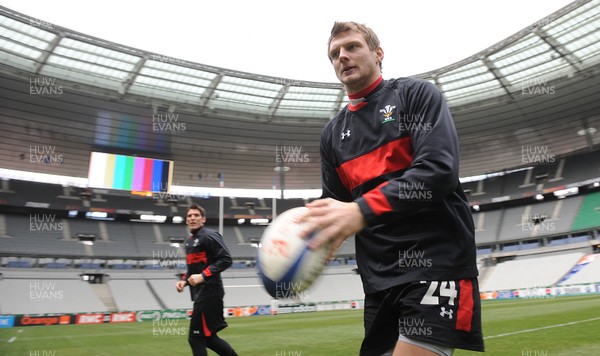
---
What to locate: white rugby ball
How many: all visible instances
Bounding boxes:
[257,207,329,299]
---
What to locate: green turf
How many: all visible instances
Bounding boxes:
[1,294,599,355]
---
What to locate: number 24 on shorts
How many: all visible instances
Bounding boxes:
[419,281,457,306]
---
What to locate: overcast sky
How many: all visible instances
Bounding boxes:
[1,0,574,82]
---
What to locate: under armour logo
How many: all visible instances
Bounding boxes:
[341,129,351,140]
[440,307,453,319]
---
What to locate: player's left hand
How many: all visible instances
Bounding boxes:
[299,198,366,254]
[187,274,205,286]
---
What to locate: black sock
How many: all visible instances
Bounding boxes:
[206,334,237,356]
[188,336,208,356]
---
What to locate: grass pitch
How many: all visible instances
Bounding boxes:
[0,294,599,355]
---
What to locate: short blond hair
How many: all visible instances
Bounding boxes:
[327,21,382,69]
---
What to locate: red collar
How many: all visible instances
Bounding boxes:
[348,76,383,100]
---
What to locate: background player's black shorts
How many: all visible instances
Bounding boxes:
[189,297,228,338]
[360,278,484,356]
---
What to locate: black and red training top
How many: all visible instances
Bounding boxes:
[181,227,232,301]
[321,76,478,294]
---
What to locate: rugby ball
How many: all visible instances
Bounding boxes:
[257,207,329,299]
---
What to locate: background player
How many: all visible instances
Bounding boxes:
[300,22,484,355]
[175,203,238,356]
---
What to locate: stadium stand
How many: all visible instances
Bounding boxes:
[0,265,366,314]
[221,271,274,307]
[236,225,266,243]
[1,214,85,256]
[473,209,504,244]
[0,270,106,314]
[160,223,194,243]
[304,267,364,303]
[557,254,600,286]
[497,196,584,241]
[480,252,585,292]
[572,191,600,231]
[276,198,308,215]
[95,221,144,258]
[107,279,163,311]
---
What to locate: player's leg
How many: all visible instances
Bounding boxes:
[206,334,237,355]
[202,297,237,355]
[360,289,400,356]
[392,334,453,356]
[188,336,208,356]
[189,300,209,356]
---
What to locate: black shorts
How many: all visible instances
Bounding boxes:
[189,296,228,338]
[360,278,484,356]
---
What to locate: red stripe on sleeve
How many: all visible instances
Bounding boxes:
[362,182,393,215]
[335,137,413,192]
[456,279,474,332]
[202,268,213,278]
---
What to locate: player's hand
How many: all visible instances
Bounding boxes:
[175,280,186,292]
[187,274,205,286]
[299,198,366,253]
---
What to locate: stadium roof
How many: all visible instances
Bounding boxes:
[0,0,599,190]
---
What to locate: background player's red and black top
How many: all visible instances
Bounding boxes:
[181,227,232,300]
[321,76,479,294]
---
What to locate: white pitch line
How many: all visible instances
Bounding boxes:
[484,317,600,339]
[4,329,149,342]
[7,336,17,343]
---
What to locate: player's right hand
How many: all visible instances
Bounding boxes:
[175,280,186,292]
[300,198,365,251]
